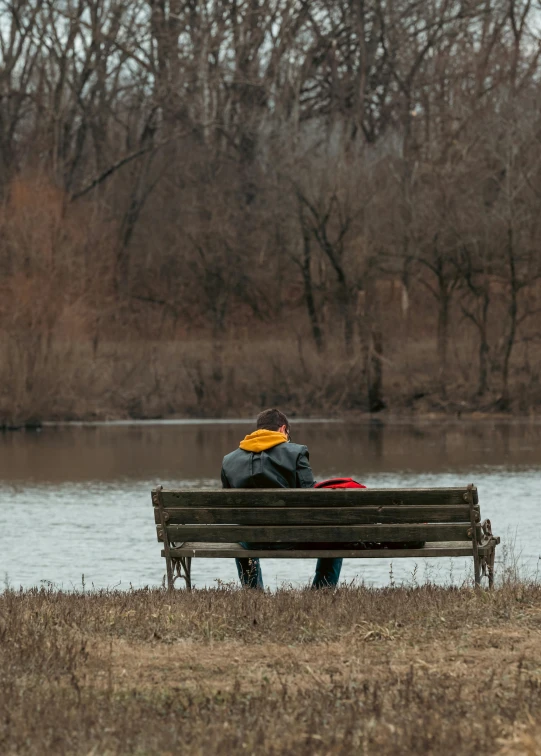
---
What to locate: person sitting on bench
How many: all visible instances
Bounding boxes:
[221,408,343,589]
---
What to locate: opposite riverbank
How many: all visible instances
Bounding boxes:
[1,584,540,754]
[4,409,541,432]
[3,328,541,431]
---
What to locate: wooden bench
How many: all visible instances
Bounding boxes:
[152,484,499,591]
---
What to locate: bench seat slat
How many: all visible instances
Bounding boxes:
[164,540,498,559]
[158,488,478,508]
[162,523,478,543]
[155,505,475,526]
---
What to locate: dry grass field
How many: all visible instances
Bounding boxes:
[2,583,541,755]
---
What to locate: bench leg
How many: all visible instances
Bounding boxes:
[171,556,192,591]
[487,549,495,590]
[480,546,497,590]
[183,557,192,592]
[468,484,482,589]
[473,552,481,588]
[165,554,174,591]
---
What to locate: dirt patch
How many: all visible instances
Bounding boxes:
[105,621,541,696]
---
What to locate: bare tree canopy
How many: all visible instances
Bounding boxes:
[1,0,541,424]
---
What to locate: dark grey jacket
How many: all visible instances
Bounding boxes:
[221,442,315,489]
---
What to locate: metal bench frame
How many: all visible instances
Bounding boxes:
[152,484,499,591]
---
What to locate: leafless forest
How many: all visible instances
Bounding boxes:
[1,0,541,425]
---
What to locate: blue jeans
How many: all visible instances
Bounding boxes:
[235,542,343,589]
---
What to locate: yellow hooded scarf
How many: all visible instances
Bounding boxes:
[239,429,288,453]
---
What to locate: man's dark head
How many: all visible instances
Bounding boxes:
[256,408,290,436]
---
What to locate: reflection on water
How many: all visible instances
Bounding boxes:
[1,420,540,589]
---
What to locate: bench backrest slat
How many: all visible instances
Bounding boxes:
[158,487,477,508]
[160,523,479,543]
[153,505,474,526]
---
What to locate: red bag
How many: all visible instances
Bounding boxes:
[315,477,367,489]
[315,477,425,549]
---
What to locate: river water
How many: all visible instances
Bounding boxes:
[1,419,540,590]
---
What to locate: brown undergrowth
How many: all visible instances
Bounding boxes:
[1,584,541,755]
[3,332,541,428]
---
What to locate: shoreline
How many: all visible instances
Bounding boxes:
[3,409,541,432]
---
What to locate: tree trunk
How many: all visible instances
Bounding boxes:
[477,290,490,397]
[368,325,385,412]
[115,143,156,292]
[478,338,489,397]
[437,283,450,398]
[301,226,323,352]
[341,283,354,352]
[500,226,518,410]
[365,285,385,412]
